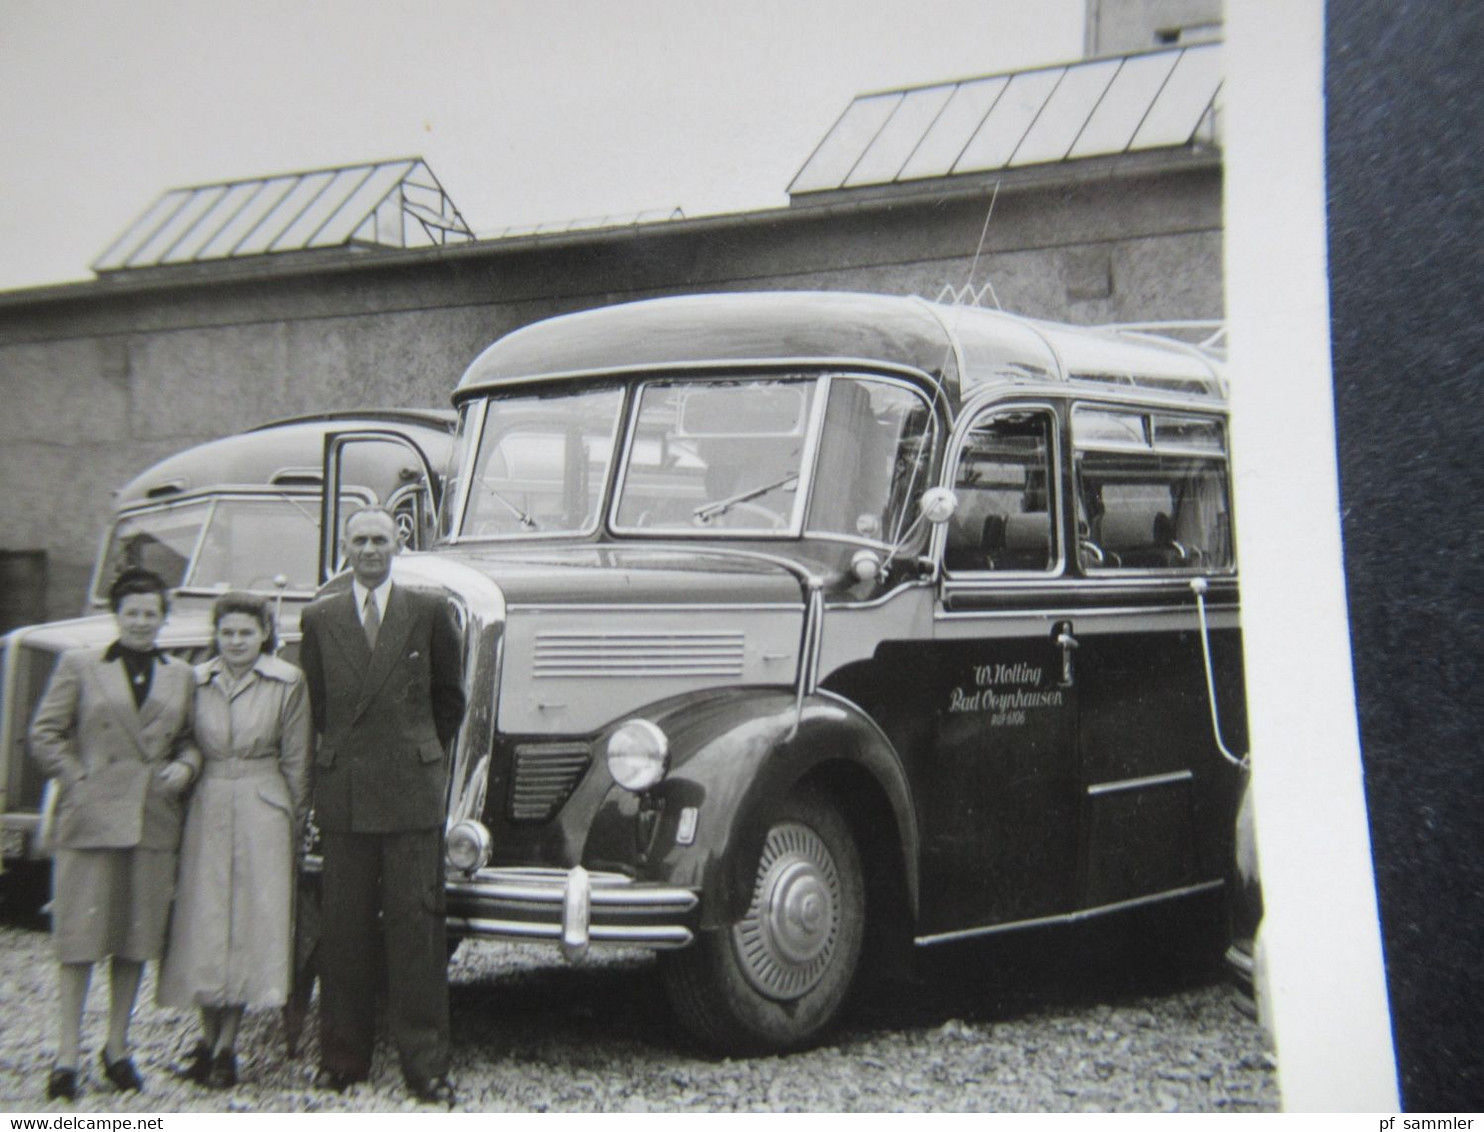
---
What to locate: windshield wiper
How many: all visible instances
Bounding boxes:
[270,491,322,528]
[693,473,799,522]
[481,483,539,529]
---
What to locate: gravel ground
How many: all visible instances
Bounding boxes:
[0,881,1277,1113]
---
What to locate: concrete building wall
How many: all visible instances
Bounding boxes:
[0,161,1221,618]
[1085,0,1223,55]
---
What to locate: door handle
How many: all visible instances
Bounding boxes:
[1053,621,1078,687]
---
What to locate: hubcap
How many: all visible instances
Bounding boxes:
[733,820,841,1000]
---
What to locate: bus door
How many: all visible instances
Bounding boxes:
[320,430,442,582]
[921,402,1081,934]
[1067,404,1242,909]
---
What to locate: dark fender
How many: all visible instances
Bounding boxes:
[579,686,919,932]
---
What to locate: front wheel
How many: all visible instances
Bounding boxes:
[660,790,864,1055]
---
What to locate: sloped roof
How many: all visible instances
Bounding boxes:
[93,157,473,273]
[789,42,1221,196]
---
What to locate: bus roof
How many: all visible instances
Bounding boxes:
[114,409,457,507]
[453,292,1224,404]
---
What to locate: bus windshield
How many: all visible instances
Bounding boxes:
[92,494,332,602]
[612,378,818,535]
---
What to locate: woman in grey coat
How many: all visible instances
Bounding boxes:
[157,592,310,1088]
[28,568,200,1101]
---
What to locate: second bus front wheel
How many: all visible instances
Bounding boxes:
[660,789,865,1055]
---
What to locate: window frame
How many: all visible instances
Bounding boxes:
[455,383,629,543]
[91,488,375,603]
[1070,401,1236,577]
[801,372,940,552]
[939,400,1065,581]
[608,374,828,540]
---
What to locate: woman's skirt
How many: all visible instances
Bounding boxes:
[51,846,177,964]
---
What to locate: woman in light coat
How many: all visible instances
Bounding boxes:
[28,568,200,1102]
[157,592,310,1089]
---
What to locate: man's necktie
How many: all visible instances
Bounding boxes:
[363,591,381,651]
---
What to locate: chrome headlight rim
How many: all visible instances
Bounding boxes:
[445,819,492,874]
[605,718,670,793]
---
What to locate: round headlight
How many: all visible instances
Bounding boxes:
[445,819,492,873]
[605,718,670,793]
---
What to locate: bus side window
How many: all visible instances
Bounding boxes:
[807,377,934,546]
[1074,454,1233,571]
[945,409,1057,574]
[1071,407,1234,573]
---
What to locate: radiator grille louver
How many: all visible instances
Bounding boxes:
[533,630,746,678]
[509,741,591,822]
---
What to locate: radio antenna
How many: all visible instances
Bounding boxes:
[963,181,1001,311]
[887,182,1006,556]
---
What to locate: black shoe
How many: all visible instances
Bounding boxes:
[101,1052,143,1093]
[178,1042,212,1085]
[313,1067,361,1092]
[409,1075,458,1106]
[207,1050,238,1089]
[46,1067,79,1102]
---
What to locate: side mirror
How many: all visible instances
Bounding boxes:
[850,548,883,584]
[918,486,959,525]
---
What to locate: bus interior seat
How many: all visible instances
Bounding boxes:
[1000,512,1052,570]
[1099,508,1184,567]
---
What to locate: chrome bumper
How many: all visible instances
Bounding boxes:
[1224,940,1256,985]
[298,858,701,958]
[444,866,701,958]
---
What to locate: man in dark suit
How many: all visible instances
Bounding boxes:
[297,506,465,1104]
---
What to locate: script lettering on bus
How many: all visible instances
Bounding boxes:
[946,661,1065,726]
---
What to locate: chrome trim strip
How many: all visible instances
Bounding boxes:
[458,357,939,392]
[914,880,1224,946]
[1086,769,1194,796]
[793,581,825,738]
[561,866,592,961]
[960,381,1225,416]
[1193,576,1248,767]
[941,573,1239,594]
[445,917,694,948]
[448,399,486,545]
[533,664,745,679]
[935,603,1240,623]
[473,542,824,589]
[1078,565,1238,581]
[827,576,936,611]
[443,872,700,909]
[533,630,747,679]
[1224,944,1255,978]
[932,607,1240,642]
[507,602,799,613]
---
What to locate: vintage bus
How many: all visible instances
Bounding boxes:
[318,291,1250,1054]
[0,409,456,872]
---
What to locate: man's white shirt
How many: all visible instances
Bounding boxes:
[352,578,393,626]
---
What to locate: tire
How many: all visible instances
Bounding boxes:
[660,789,865,1055]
